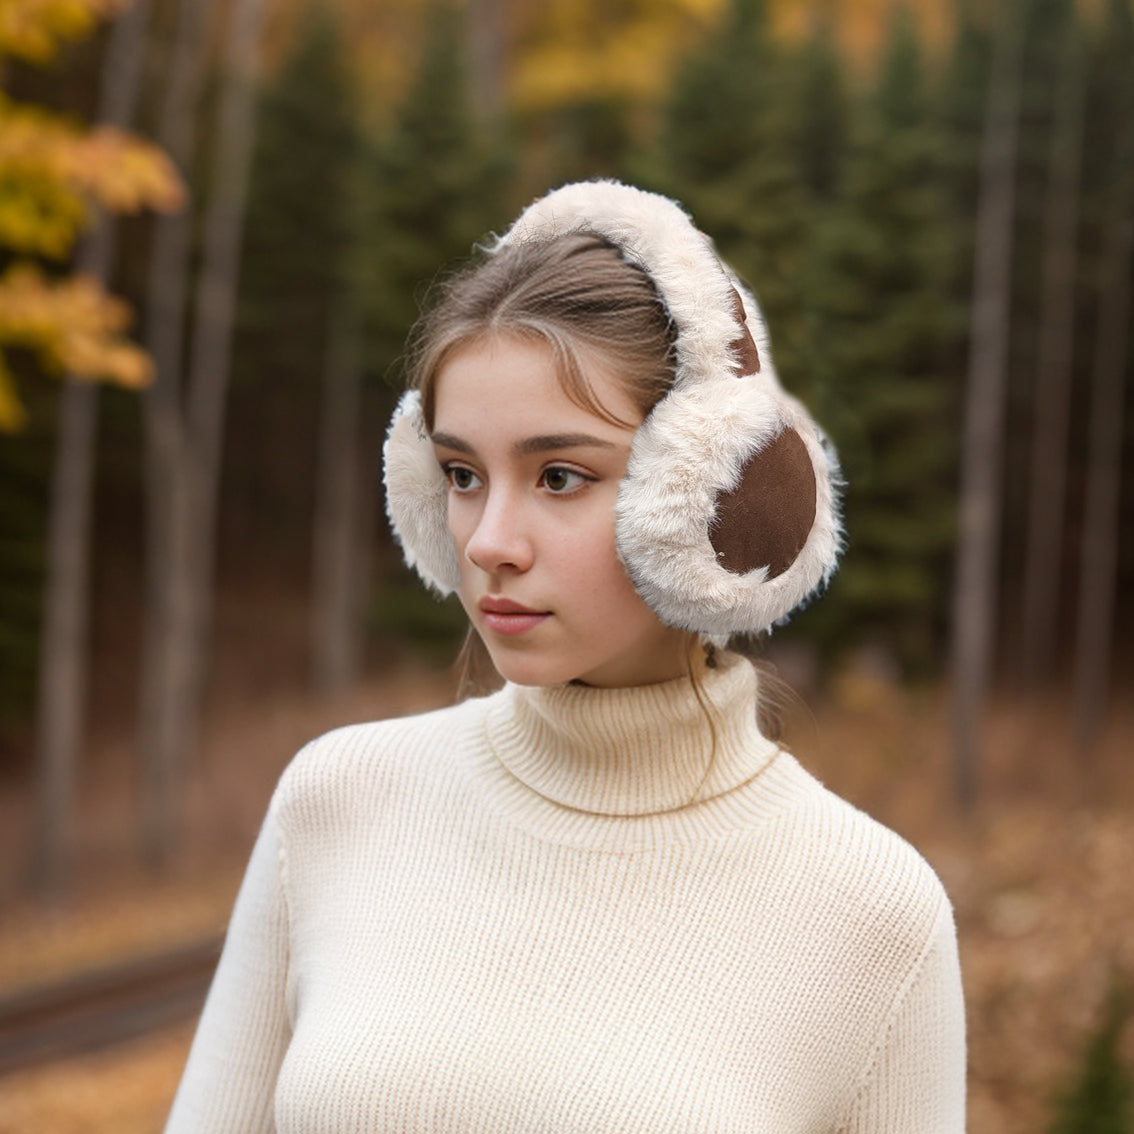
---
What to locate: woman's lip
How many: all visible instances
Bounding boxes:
[481,611,550,636]
[478,597,545,615]
[477,598,550,636]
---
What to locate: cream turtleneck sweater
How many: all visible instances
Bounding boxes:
[165,657,966,1133]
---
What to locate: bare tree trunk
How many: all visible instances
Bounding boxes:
[179,0,268,734]
[1019,29,1083,688]
[311,307,365,695]
[468,0,508,118]
[950,4,1023,809]
[1073,121,1133,753]
[138,0,219,867]
[32,0,153,896]
[138,0,267,866]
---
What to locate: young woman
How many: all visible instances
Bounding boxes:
[165,181,966,1132]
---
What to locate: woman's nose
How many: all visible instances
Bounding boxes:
[463,491,534,574]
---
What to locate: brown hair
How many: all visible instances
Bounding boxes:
[408,233,677,431]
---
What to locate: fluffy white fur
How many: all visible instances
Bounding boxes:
[616,382,842,638]
[382,180,843,637]
[383,391,461,596]
[495,182,759,393]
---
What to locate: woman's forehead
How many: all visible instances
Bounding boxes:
[432,335,642,441]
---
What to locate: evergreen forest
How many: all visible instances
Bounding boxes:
[1,0,1133,1125]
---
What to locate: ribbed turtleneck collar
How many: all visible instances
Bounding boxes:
[481,655,780,819]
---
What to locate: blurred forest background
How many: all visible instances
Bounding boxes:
[1,0,1133,1130]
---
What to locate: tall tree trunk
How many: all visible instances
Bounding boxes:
[311,306,365,695]
[950,2,1023,809]
[180,0,268,734]
[1020,28,1083,688]
[139,0,267,865]
[468,0,508,118]
[32,0,153,896]
[139,0,219,866]
[1073,116,1134,753]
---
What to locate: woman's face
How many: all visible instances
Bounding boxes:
[431,334,691,687]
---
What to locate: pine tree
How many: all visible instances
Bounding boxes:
[361,3,513,379]
[794,14,848,206]
[229,4,361,570]
[805,9,960,673]
[230,4,370,694]
[237,5,359,396]
[656,0,816,394]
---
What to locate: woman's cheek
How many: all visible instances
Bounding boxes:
[447,495,473,544]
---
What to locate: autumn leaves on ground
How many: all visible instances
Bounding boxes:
[1,648,1132,1134]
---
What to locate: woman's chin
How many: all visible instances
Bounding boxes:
[486,653,578,688]
[487,646,689,690]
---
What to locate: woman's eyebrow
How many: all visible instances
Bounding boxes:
[430,431,475,454]
[430,431,619,456]
[514,433,619,455]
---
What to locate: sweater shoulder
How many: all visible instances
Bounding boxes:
[269,692,494,828]
[775,758,954,948]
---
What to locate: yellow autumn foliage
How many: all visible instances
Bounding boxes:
[511,0,722,110]
[347,0,949,118]
[0,96,184,255]
[0,0,125,63]
[0,0,183,431]
[508,0,955,111]
[0,264,152,428]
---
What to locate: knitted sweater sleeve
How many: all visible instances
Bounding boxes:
[163,796,292,1133]
[839,900,967,1133]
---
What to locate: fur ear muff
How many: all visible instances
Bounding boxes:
[710,428,816,577]
[615,372,841,638]
[382,391,461,596]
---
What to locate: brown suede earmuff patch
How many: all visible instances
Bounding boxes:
[729,287,761,376]
[710,429,816,578]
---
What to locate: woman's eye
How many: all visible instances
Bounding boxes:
[444,465,481,492]
[540,467,588,494]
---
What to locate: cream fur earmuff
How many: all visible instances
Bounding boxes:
[383,179,842,639]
